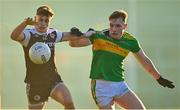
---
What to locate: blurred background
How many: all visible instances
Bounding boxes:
[0,0,179,109]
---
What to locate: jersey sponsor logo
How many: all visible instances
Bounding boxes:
[46,42,55,50]
[93,39,129,57]
[50,33,55,39]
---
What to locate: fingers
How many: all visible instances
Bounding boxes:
[84,28,96,37]
[70,27,83,36]
[166,81,175,89]
[157,76,175,89]
[85,30,96,37]
[24,17,36,25]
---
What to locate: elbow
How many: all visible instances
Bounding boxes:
[10,33,15,40]
[10,32,17,41]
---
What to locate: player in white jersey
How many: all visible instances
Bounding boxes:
[10,5,85,109]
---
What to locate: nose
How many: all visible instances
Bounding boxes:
[111,26,116,32]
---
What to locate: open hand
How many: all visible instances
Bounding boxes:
[24,17,36,25]
[157,76,175,89]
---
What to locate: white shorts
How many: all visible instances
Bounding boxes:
[91,79,130,107]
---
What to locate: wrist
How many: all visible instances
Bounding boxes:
[154,73,161,80]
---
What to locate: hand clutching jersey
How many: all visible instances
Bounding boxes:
[89,29,141,82]
[21,27,63,84]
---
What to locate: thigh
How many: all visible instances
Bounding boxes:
[50,82,74,105]
[91,80,114,109]
[114,89,146,109]
[26,84,48,109]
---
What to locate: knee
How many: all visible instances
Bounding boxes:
[97,103,113,109]
[63,101,75,109]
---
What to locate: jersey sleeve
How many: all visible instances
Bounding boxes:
[55,30,63,43]
[130,38,141,53]
[89,31,101,43]
[89,34,96,43]
[123,32,141,53]
[21,29,31,47]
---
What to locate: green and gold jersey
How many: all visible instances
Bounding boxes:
[89,29,141,82]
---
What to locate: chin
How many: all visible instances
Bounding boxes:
[38,28,47,33]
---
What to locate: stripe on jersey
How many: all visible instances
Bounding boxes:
[92,39,129,57]
[91,80,98,105]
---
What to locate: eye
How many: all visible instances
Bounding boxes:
[38,18,49,23]
[116,24,123,28]
[45,19,49,23]
[110,24,114,28]
[39,18,43,22]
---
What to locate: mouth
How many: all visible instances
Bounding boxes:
[37,23,47,28]
[111,33,118,36]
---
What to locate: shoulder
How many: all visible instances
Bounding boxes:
[95,29,109,36]
[23,27,34,32]
[123,31,137,40]
[48,28,59,33]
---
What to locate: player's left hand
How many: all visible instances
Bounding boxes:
[157,76,175,89]
[70,27,83,36]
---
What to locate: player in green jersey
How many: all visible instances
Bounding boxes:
[69,10,175,109]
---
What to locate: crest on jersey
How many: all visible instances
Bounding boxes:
[34,95,41,101]
[50,33,55,39]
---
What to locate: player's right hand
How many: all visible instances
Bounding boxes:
[84,28,96,37]
[157,76,175,89]
[24,17,36,25]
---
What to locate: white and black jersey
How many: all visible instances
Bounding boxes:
[22,27,63,84]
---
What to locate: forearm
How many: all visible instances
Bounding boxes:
[143,58,161,80]
[69,38,90,47]
[62,32,86,41]
[134,50,174,88]
[11,21,27,41]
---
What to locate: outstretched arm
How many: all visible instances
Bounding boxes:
[61,27,96,42]
[69,37,91,47]
[10,18,35,42]
[133,49,175,89]
[133,49,160,79]
[68,28,96,47]
[61,27,84,41]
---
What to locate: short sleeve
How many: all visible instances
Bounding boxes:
[89,35,94,43]
[55,30,63,43]
[21,29,31,47]
[130,39,141,53]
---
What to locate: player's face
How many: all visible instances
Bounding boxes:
[35,15,52,33]
[109,18,127,39]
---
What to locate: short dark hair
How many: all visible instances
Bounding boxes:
[109,10,128,23]
[36,5,54,17]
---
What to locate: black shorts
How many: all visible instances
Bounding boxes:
[26,77,63,105]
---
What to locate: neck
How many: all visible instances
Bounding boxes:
[35,27,48,33]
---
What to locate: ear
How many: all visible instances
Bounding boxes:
[34,16,37,21]
[123,23,128,29]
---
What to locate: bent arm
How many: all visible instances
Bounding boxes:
[133,49,161,80]
[11,17,34,42]
[10,21,27,42]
